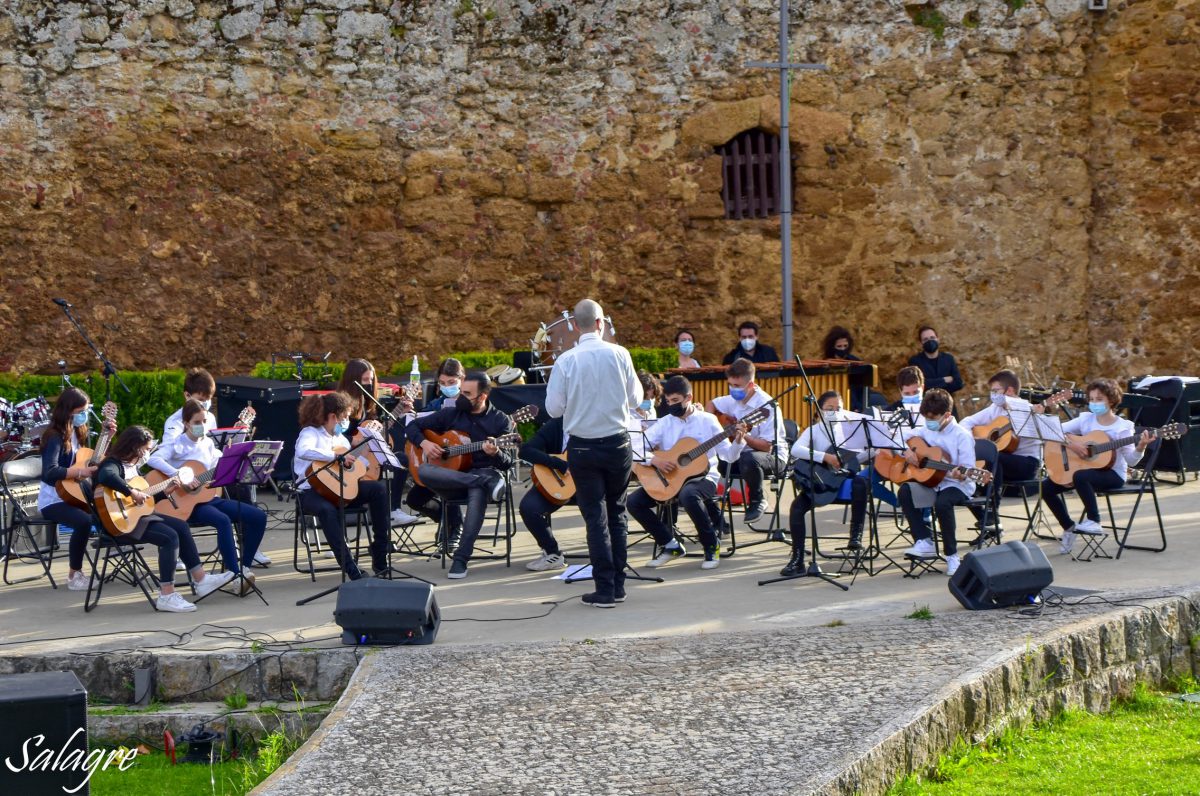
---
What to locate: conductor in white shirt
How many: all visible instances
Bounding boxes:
[545,299,643,609]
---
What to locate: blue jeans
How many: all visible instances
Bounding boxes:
[567,432,633,599]
[189,497,267,574]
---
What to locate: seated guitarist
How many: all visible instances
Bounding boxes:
[896,389,975,576]
[1044,378,1150,556]
[629,375,746,571]
[705,359,785,524]
[147,399,268,593]
[93,426,234,612]
[404,358,468,527]
[781,391,870,577]
[403,372,514,580]
[293,392,391,580]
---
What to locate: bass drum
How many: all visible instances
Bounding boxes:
[532,312,617,365]
[0,398,11,442]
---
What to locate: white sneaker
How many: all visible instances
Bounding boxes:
[945,554,961,577]
[67,571,89,591]
[390,508,421,526]
[194,570,236,598]
[1074,518,1103,536]
[490,475,508,502]
[157,592,196,612]
[647,542,686,568]
[526,552,566,571]
[903,539,938,559]
[1059,529,1076,555]
[252,550,272,566]
[175,559,186,572]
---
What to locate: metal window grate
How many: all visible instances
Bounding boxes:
[716,129,792,220]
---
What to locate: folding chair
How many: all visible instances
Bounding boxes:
[1,452,58,587]
[965,439,1001,550]
[292,492,366,581]
[1102,439,1168,559]
[432,474,516,570]
[84,530,161,612]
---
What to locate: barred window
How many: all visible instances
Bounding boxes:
[716,129,793,220]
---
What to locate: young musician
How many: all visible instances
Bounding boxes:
[403,372,515,579]
[293,392,392,580]
[721,321,780,365]
[39,388,116,591]
[628,375,745,570]
[822,326,862,361]
[896,389,976,576]
[781,391,870,576]
[888,366,925,414]
[676,329,701,369]
[147,399,268,592]
[1044,378,1150,555]
[93,426,234,611]
[704,359,785,523]
[404,358,468,527]
[908,326,963,400]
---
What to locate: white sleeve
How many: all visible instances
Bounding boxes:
[146,447,178,477]
[162,414,184,447]
[960,407,992,431]
[710,415,744,463]
[623,350,643,410]
[544,358,568,419]
[790,426,821,463]
[643,418,664,452]
[295,428,335,463]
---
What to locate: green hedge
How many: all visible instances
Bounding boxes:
[0,370,187,436]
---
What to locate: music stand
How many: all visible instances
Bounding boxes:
[826,414,906,577]
[209,441,282,605]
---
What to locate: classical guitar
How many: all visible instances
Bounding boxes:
[1044,423,1186,487]
[404,405,537,487]
[95,468,191,537]
[632,405,770,502]
[874,437,994,488]
[56,401,119,509]
[531,453,573,505]
[144,407,256,519]
[352,419,387,481]
[972,389,1071,453]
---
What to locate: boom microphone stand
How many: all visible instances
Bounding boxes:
[52,298,130,404]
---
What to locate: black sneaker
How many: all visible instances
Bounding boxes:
[745,501,768,523]
[581,592,616,608]
[447,559,468,579]
[614,586,627,603]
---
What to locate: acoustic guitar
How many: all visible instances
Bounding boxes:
[972,389,1071,453]
[95,468,192,537]
[404,405,537,487]
[874,437,994,488]
[144,407,256,519]
[352,419,386,481]
[57,401,119,509]
[632,405,770,502]
[1044,423,1186,487]
[531,453,573,505]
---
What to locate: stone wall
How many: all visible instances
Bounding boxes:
[0,0,1196,389]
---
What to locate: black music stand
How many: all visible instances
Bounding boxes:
[210,441,281,605]
[355,383,427,558]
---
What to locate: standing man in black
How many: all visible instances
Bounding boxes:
[908,325,964,403]
[721,320,781,365]
[545,298,643,608]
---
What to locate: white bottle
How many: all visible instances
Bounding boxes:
[409,356,421,395]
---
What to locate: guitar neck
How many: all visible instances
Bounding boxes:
[144,477,177,496]
[921,458,984,479]
[1085,433,1144,455]
[443,439,495,457]
[91,428,115,464]
[686,417,760,461]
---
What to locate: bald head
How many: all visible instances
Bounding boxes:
[575,298,603,331]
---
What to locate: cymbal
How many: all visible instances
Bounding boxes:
[30,362,92,376]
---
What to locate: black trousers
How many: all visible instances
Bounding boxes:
[300,481,390,579]
[567,432,633,599]
[899,483,970,556]
[788,478,867,552]
[519,488,566,556]
[1041,469,1124,529]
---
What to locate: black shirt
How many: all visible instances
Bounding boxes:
[520,417,566,469]
[721,343,781,365]
[404,403,516,471]
[40,432,75,487]
[907,351,964,394]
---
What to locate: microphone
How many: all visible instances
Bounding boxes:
[53,298,72,308]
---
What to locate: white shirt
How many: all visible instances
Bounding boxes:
[790,410,870,466]
[644,408,743,484]
[162,407,216,449]
[293,426,349,490]
[711,389,786,465]
[1061,412,1142,481]
[961,402,1043,460]
[546,332,643,439]
[148,429,220,476]
[910,417,977,498]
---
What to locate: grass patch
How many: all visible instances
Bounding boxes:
[906,605,935,620]
[89,702,172,716]
[824,619,846,627]
[888,684,1200,794]
[224,690,249,710]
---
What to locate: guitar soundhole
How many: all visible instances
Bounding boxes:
[678,454,692,467]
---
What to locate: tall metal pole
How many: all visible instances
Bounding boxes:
[779,0,793,361]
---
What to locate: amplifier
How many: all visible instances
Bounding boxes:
[216,378,316,482]
[1127,378,1200,474]
[0,671,89,795]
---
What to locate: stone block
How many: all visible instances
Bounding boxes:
[679,98,761,148]
[334,11,390,41]
[528,175,576,203]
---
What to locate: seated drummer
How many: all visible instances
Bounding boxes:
[720,320,780,365]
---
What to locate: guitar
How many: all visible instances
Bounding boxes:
[144,407,256,519]
[404,405,537,487]
[1044,423,1186,487]
[792,447,861,495]
[353,419,387,481]
[95,468,192,537]
[531,453,574,505]
[56,401,119,509]
[972,389,1072,453]
[632,406,771,502]
[874,437,994,488]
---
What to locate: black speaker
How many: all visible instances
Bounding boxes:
[0,671,89,795]
[949,541,1053,610]
[1127,378,1200,474]
[215,377,315,482]
[334,580,440,646]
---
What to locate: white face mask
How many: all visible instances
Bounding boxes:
[822,409,839,422]
[189,423,206,439]
[989,391,1006,407]
[740,338,756,352]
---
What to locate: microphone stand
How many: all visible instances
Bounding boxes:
[53,301,130,405]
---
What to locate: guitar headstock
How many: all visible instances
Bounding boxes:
[235,406,256,430]
[100,401,118,422]
[497,432,523,449]
[359,419,384,438]
[1155,422,1187,441]
[1042,389,1073,410]
[741,405,771,429]
[509,405,539,425]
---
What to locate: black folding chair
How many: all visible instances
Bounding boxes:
[431,475,516,570]
[84,530,161,612]
[1101,439,1167,559]
[1,452,58,587]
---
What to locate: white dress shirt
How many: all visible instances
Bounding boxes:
[1060,413,1142,481]
[293,426,349,490]
[546,332,643,439]
[790,410,870,466]
[961,402,1043,460]
[910,417,977,497]
[148,429,220,476]
[711,389,786,466]
[644,408,743,484]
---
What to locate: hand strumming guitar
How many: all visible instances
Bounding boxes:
[650,454,678,474]
[481,438,499,456]
[130,489,149,506]
[1065,435,1091,458]
[903,448,921,467]
[823,452,841,468]
[419,439,443,462]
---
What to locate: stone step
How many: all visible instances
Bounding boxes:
[88,700,331,746]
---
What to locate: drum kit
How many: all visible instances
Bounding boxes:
[0,396,50,462]
[530,310,618,373]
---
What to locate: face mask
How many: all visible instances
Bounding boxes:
[834,347,850,357]
[665,401,686,418]
[455,394,477,413]
[740,338,756,352]
[72,410,89,428]
[189,423,206,439]
[678,340,695,356]
[729,387,747,402]
[639,399,653,412]
[922,339,939,354]
[1088,401,1108,415]
[990,391,1007,407]
[333,420,349,436]
[822,409,839,422]
[901,393,922,406]
[924,417,942,432]
[137,450,152,467]
[440,384,460,399]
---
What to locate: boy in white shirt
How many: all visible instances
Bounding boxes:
[705,359,785,523]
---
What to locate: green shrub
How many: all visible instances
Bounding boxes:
[629,347,680,375]
[0,370,186,435]
[249,361,345,385]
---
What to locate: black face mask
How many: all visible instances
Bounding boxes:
[455,394,478,413]
[922,339,939,354]
[665,401,687,418]
[834,346,851,357]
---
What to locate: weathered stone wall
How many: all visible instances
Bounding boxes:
[0,0,1196,389]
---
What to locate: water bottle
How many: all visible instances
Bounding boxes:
[409,356,421,401]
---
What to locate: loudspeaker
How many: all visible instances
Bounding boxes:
[215,377,315,482]
[334,579,440,646]
[0,671,89,795]
[1128,379,1200,474]
[948,541,1053,610]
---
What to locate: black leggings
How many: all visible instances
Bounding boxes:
[41,502,93,572]
[135,514,200,585]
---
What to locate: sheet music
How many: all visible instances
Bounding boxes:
[838,415,906,452]
[360,427,401,468]
[1009,408,1066,444]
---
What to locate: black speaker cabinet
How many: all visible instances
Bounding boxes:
[949,541,1053,610]
[215,377,316,482]
[335,579,440,646]
[1127,378,1200,474]
[0,671,89,795]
